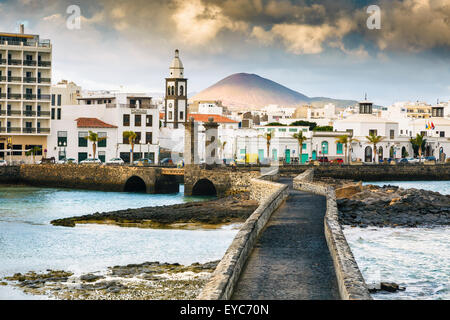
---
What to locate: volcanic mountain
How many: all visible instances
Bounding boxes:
[191,73,357,111]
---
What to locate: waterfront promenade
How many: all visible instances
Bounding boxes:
[232,179,340,300]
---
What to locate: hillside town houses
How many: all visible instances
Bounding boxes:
[1,27,450,165]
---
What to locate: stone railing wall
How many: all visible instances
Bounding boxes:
[198,171,289,300]
[293,168,372,300]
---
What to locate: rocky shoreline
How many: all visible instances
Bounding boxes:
[2,261,220,300]
[336,183,450,228]
[51,192,258,229]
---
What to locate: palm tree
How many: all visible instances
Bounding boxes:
[293,132,307,163]
[335,135,349,164]
[265,131,273,161]
[123,131,137,163]
[410,134,426,162]
[366,133,384,163]
[85,131,106,159]
[25,146,41,164]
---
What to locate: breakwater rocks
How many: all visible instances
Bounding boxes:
[337,185,450,227]
[2,261,220,300]
[51,192,258,229]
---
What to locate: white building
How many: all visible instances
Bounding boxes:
[0,26,52,162]
[334,100,412,162]
[48,92,160,163]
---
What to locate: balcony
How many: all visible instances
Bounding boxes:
[37,111,50,117]
[23,110,36,117]
[8,59,22,66]
[38,61,51,67]
[7,110,22,116]
[0,93,6,99]
[6,127,21,133]
[8,76,22,83]
[37,78,51,84]
[23,94,36,100]
[37,127,50,133]
[0,59,6,65]
[37,94,51,101]
[0,110,5,115]
[23,60,36,66]
[23,127,36,134]
[23,77,36,83]
[0,127,5,132]
[7,93,22,100]
[0,76,6,81]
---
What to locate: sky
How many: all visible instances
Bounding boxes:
[0,0,449,106]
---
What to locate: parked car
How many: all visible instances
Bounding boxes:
[398,158,409,164]
[331,158,343,164]
[318,156,329,163]
[133,158,153,165]
[80,158,102,164]
[424,156,436,162]
[57,158,77,164]
[107,158,125,165]
[0,160,7,166]
[160,158,174,165]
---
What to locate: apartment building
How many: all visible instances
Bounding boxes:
[48,91,160,163]
[0,26,52,162]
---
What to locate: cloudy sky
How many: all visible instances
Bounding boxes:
[0,0,449,105]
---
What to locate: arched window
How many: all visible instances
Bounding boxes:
[365,146,372,162]
[179,85,184,96]
[171,86,174,96]
[321,141,328,154]
[167,86,170,95]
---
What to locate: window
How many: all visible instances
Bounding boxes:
[57,131,67,147]
[57,94,61,106]
[98,151,106,163]
[78,152,88,163]
[12,144,22,156]
[146,115,153,127]
[369,129,377,136]
[289,128,297,132]
[135,115,141,126]
[135,132,141,144]
[180,111,184,121]
[57,108,61,120]
[390,130,395,139]
[169,111,173,120]
[440,131,445,137]
[98,132,107,147]
[123,114,130,126]
[321,141,329,154]
[51,94,55,106]
[146,132,153,144]
[78,132,88,147]
[337,142,343,154]
[51,108,55,120]
[179,85,184,96]
[278,128,286,132]
[302,143,307,151]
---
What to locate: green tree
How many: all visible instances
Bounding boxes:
[265,122,286,126]
[335,135,350,164]
[123,131,137,163]
[313,126,333,132]
[410,134,426,161]
[85,131,106,159]
[293,132,307,163]
[366,133,384,163]
[25,146,42,164]
[289,120,317,130]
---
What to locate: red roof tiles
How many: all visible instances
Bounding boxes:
[75,118,117,128]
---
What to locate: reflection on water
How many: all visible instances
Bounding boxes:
[0,185,237,300]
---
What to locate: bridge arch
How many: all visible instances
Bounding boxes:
[124,175,147,193]
[192,178,217,196]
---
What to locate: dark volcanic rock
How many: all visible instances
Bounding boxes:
[338,184,450,228]
[51,192,258,228]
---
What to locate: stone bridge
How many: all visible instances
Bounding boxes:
[14,164,181,194]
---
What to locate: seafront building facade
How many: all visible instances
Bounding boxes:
[47,92,160,163]
[0,27,52,162]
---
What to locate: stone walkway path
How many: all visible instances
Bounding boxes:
[231,179,340,300]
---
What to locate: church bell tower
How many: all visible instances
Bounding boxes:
[164,49,188,129]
